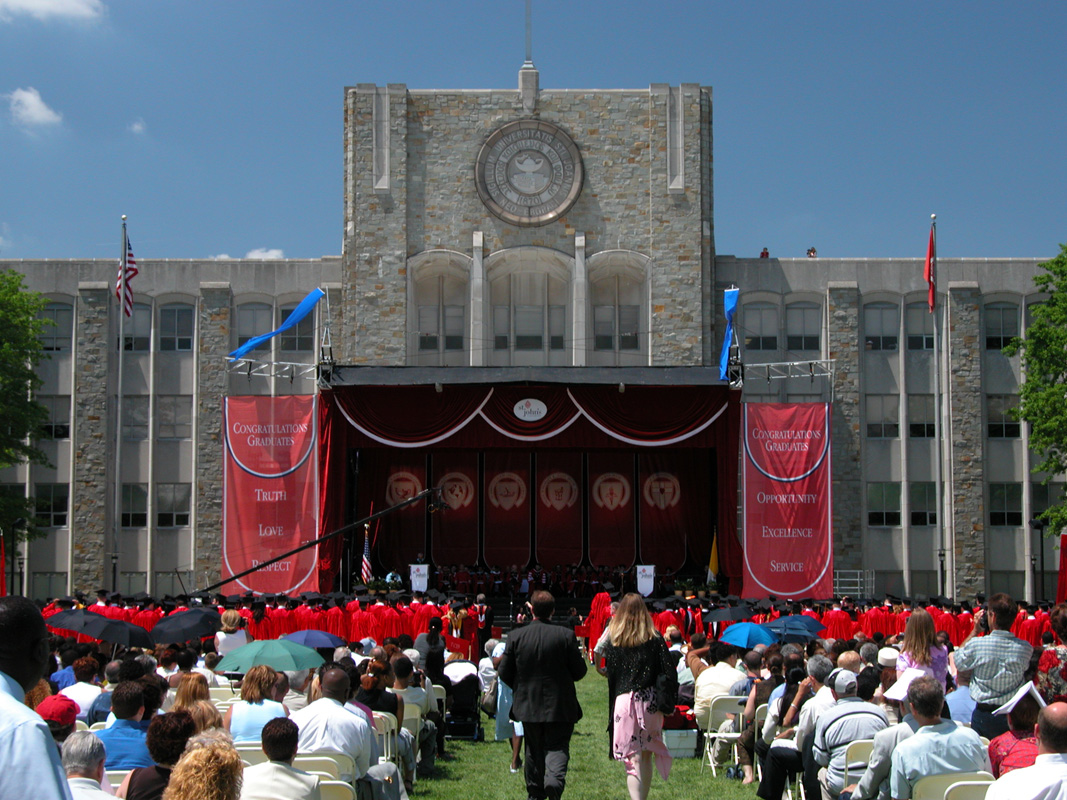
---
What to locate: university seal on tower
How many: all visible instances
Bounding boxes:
[475,119,583,227]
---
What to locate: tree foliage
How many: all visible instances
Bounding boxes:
[1005,243,1067,537]
[0,270,51,552]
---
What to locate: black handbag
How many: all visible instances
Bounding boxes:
[649,671,678,714]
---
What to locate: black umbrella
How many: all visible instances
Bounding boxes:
[151,607,222,645]
[45,609,154,648]
[703,605,754,623]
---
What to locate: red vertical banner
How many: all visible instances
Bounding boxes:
[639,451,707,571]
[535,452,583,568]
[483,452,531,568]
[376,454,428,571]
[588,452,636,569]
[430,452,478,567]
[741,403,833,599]
[223,395,320,594]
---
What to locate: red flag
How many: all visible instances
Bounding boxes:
[924,224,936,313]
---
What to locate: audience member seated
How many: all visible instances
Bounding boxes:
[86,659,123,725]
[96,681,153,769]
[60,656,103,721]
[888,676,991,799]
[240,717,321,800]
[813,668,889,799]
[986,701,1067,800]
[224,665,288,743]
[390,654,437,776]
[62,731,112,800]
[38,693,79,749]
[185,699,225,734]
[282,669,311,712]
[988,683,1043,777]
[161,729,242,800]
[944,668,976,724]
[117,710,197,800]
[694,641,743,729]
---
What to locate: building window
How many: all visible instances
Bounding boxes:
[123,396,149,440]
[414,273,467,360]
[987,395,1020,438]
[32,572,68,601]
[35,483,68,527]
[279,305,315,352]
[237,302,273,353]
[867,482,901,527]
[743,303,778,351]
[985,302,1019,350]
[910,482,938,526]
[123,303,152,352]
[865,394,899,438]
[37,395,70,439]
[492,271,569,361]
[864,302,899,351]
[39,303,73,352]
[591,275,639,352]
[1033,483,1065,518]
[906,303,934,350]
[121,484,148,528]
[908,395,936,438]
[159,304,194,351]
[157,395,192,439]
[786,303,820,352]
[157,483,191,528]
[515,305,544,350]
[989,483,1023,527]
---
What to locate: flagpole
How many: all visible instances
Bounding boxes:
[929,214,947,597]
[114,216,127,592]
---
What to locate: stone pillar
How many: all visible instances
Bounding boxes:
[470,232,485,367]
[827,282,862,571]
[195,283,232,584]
[572,233,587,367]
[71,282,111,591]
[947,282,985,597]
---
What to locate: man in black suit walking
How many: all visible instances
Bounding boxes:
[499,589,587,800]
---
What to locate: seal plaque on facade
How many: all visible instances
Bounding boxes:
[475,119,583,227]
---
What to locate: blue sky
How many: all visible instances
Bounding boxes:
[0,0,1063,261]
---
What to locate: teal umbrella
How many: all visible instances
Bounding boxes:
[215,638,325,672]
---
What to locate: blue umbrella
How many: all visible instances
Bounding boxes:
[763,615,826,634]
[720,621,778,649]
[761,617,825,643]
[282,629,346,648]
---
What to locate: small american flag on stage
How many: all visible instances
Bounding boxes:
[361,525,373,584]
[116,233,139,317]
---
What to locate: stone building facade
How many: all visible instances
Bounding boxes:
[0,67,1056,602]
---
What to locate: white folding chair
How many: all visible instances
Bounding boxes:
[235,745,268,765]
[373,711,399,765]
[105,770,130,788]
[292,755,341,780]
[319,780,357,800]
[943,780,993,800]
[401,705,421,740]
[912,771,993,800]
[698,694,747,776]
[75,720,89,731]
[88,721,107,731]
[843,738,875,785]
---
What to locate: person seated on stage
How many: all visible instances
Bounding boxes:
[239,718,321,800]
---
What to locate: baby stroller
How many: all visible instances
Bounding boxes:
[444,661,483,741]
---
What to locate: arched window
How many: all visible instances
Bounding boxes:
[785,302,820,352]
[236,302,272,353]
[278,304,315,352]
[863,302,898,351]
[985,302,1018,350]
[123,303,152,352]
[409,251,470,366]
[743,303,778,351]
[39,302,73,352]
[159,303,194,352]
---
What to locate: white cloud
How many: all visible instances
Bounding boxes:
[128,117,146,135]
[5,87,62,127]
[245,248,284,260]
[209,254,233,260]
[0,0,104,22]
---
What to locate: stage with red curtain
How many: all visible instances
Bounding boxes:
[317,383,742,592]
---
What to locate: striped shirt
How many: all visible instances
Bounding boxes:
[953,629,1033,705]
[813,697,889,792]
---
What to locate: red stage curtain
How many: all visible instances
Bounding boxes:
[333,386,488,445]
[483,452,531,568]
[317,395,347,590]
[715,397,743,593]
[588,452,636,568]
[479,386,579,439]
[430,452,479,567]
[364,451,428,572]
[535,452,583,568]
[570,386,727,444]
[638,451,707,571]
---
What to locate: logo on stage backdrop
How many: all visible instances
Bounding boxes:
[488,472,527,510]
[741,403,833,599]
[386,471,423,505]
[513,398,548,422]
[438,472,475,509]
[592,472,631,511]
[643,472,681,510]
[539,472,579,511]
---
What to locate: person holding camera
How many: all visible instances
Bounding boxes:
[954,592,1034,739]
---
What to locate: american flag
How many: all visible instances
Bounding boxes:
[116,233,139,317]
[361,524,373,584]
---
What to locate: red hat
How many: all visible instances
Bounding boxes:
[36,694,78,727]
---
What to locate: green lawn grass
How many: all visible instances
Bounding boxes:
[412,669,761,800]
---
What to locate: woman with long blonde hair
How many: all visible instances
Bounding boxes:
[895,607,949,688]
[603,593,677,800]
[171,672,210,711]
[161,730,243,800]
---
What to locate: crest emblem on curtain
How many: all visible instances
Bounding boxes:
[643,472,681,510]
[386,471,423,505]
[438,472,475,509]
[539,472,579,511]
[488,472,527,510]
[592,472,631,511]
